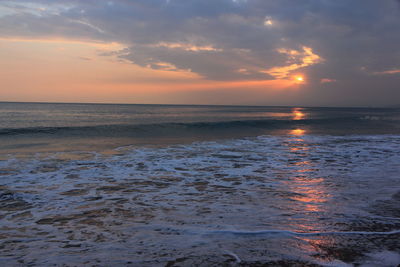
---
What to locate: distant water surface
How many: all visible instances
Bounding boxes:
[0,102,399,154]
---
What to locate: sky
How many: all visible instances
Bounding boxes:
[0,0,399,106]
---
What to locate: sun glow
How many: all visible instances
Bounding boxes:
[295,75,304,82]
[264,19,273,26]
[290,129,306,135]
[292,108,305,120]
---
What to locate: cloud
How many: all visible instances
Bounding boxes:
[151,42,222,52]
[0,0,325,81]
[320,78,337,84]
[263,46,323,79]
[0,0,399,105]
[373,69,400,75]
[78,56,92,61]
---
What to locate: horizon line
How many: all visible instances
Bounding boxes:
[0,100,395,109]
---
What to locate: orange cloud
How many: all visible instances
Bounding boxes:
[373,69,400,75]
[263,46,323,79]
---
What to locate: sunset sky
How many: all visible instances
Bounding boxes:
[0,0,399,106]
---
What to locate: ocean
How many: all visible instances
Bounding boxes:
[1,102,400,266]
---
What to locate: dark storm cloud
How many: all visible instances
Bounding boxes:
[0,0,399,105]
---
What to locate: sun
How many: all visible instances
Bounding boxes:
[292,75,305,84]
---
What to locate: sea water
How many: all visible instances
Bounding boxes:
[0,102,399,266]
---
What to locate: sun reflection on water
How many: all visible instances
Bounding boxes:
[290,129,306,135]
[292,108,306,120]
[280,121,340,258]
[284,134,330,216]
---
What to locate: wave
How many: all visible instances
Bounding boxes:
[0,116,381,137]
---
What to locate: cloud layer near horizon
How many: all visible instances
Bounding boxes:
[0,0,399,106]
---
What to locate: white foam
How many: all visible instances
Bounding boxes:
[1,134,400,265]
[224,250,242,263]
[362,251,400,267]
